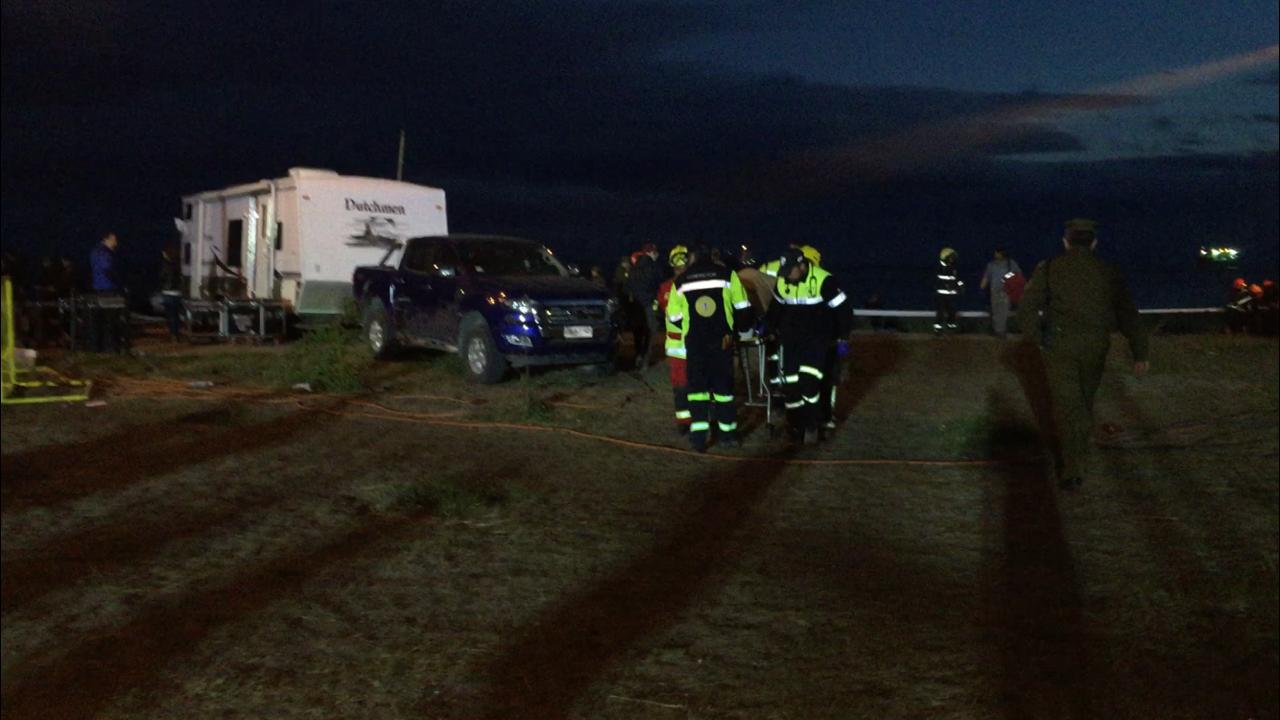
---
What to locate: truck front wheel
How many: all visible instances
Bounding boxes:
[363,300,397,359]
[459,316,507,384]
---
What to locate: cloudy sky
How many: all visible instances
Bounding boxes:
[2,0,1276,304]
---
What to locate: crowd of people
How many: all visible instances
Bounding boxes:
[599,219,1161,492]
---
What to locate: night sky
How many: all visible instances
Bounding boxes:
[2,0,1277,307]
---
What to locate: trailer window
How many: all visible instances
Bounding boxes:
[183,202,193,220]
[275,222,283,251]
[183,243,191,264]
[227,219,243,268]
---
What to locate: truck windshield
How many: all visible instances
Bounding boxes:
[462,240,566,277]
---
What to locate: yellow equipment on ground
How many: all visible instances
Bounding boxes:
[1,276,91,405]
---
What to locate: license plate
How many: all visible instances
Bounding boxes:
[564,325,593,339]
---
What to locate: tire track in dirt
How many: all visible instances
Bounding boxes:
[1,402,323,513]
[448,336,906,720]
[1103,383,1279,718]
[0,508,434,720]
[1,406,345,615]
[979,385,1096,720]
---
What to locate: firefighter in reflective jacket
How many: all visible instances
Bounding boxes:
[765,248,852,445]
[657,245,691,433]
[666,247,755,452]
[934,247,964,334]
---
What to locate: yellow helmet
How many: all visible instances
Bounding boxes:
[668,244,689,267]
[798,244,822,267]
[939,247,957,261]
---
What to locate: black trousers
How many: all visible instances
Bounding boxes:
[935,295,958,331]
[781,340,827,432]
[686,345,736,449]
[817,345,839,427]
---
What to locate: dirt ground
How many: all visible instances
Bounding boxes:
[2,332,1277,719]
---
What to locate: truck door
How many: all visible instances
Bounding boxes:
[397,241,440,341]
[423,243,463,345]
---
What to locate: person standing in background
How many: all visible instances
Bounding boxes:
[979,247,1022,338]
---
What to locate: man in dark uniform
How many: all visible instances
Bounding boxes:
[765,248,852,445]
[666,246,754,452]
[627,242,664,370]
[1017,218,1150,490]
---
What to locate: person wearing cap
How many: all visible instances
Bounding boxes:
[657,245,692,434]
[627,242,664,369]
[764,248,852,445]
[1016,218,1150,491]
[666,245,755,452]
[934,247,963,334]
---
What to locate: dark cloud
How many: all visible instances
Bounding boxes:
[1150,116,1178,131]
[1253,113,1280,125]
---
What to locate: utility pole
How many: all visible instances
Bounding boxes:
[396,128,406,181]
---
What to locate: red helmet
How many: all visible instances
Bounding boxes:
[1232,277,1248,291]
[1249,283,1264,298]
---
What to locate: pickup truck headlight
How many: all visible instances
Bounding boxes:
[501,297,539,316]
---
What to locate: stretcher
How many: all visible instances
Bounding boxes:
[736,335,785,436]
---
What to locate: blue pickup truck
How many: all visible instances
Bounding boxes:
[352,234,617,383]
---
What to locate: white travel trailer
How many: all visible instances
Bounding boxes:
[176,167,448,315]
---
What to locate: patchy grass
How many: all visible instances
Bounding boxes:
[2,332,1276,719]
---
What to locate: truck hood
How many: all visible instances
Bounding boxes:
[471,275,609,302]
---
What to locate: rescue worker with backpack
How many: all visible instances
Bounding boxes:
[656,245,692,434]
[666,245,755,452]
[979,247,1023,338]
[764,248,852,445]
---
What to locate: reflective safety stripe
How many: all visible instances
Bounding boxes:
[732,300,753,310]
[717,421,738,432]
[827,291,847,308]
[803,394,820,404]
[712,393,734,403]
[937,274,957,280]
[799,365,824,379]
[668,313,683,323]
[783,374,800,383]
[687,391,711,401]
[666,347,687,358]
[675,410,692,419]
[777,295,824,305]
[690,421,710,432]
[679,279,731,293]
[936,290,958,295]
[785,400,805,409]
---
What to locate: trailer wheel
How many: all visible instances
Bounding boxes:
[459,315,507,384]
[363,300,397,359]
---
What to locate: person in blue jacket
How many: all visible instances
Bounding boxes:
[90,232,120,292]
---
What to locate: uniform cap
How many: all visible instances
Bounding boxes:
[640,242,658,254]
[1064,218,1098,232]
[779,248,807,275]
[1249,283,1264,298]
[939,247,957,261]
[1233,277,1248,290]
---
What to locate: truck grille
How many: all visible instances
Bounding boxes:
[542,303,608,325]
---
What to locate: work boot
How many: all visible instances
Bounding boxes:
[718,434,740,449]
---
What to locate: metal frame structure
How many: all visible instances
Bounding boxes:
[1,277,91,405]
